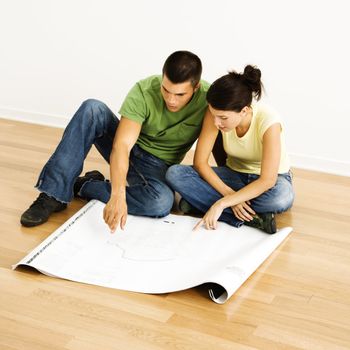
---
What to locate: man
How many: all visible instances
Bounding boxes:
[21,51,209,232]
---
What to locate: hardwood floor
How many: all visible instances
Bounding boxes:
[1,118,350,349]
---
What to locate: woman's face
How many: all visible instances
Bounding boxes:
[209,105,243,132]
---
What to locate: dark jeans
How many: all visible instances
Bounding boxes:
[166,164,295,228]
[36,99,174,217]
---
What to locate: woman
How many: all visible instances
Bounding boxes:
[166,65,294,233]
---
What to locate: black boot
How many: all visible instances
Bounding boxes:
[244,212,277,234]
[179,198,202,217]
[73,170,105,198]
[20,193,67,227]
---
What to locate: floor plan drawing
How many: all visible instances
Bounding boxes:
[14,200,292,303]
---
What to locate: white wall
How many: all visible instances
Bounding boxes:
[1,0,349,176]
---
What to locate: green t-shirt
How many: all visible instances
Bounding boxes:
[118,75,209,164]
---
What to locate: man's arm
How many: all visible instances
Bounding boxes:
[103,117,142,232]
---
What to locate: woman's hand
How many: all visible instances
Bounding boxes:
[231,201,255,222]
[103,195,127,233]
[193,201,224,230]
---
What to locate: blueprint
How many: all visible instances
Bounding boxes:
[13,200,292,303]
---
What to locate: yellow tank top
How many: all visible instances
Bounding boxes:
[223,103,290,175]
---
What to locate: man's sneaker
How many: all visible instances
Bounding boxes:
[244,212,277,234]
[20,193,67,227]
[179,198,202,217]
[73,170,105,198]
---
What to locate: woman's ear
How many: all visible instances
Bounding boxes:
[240,106,249,115]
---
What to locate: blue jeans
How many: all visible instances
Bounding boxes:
[165,165,294,227]
[36,99,174,217]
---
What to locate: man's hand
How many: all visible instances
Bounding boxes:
[103,195,127,233]
[231,201,255,222]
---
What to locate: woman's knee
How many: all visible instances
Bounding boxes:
[273,177,295,212]
[144,183,174,217]
[165,165,196,189]
[254,185,294,213]
[276,189,295,212]
[166,164,186,181]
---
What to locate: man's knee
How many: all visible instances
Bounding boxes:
[72,99,114,136]
[81,98,107,111]
[78,99,109,122]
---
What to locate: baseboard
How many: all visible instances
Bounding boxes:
[0,106,68,128]
[1,107,348,177]
[289,153,349,177]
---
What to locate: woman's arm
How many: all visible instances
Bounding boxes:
[194,109,235,196]
[219,123,281,208]
[194,123,281,230]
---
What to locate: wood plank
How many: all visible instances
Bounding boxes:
[1,117,350,349]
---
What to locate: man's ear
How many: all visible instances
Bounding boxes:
[193,82,200,92]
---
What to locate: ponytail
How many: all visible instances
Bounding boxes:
[207,65,264,112]
[242,65,262,100]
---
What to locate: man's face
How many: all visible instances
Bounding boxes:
[161,75,199,112]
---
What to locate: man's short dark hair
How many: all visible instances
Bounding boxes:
[162,51,202,87]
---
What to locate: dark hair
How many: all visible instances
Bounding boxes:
[206,65,263,112]
[162,51,202,87]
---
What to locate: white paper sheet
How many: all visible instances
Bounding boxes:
[13,200,292,303]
